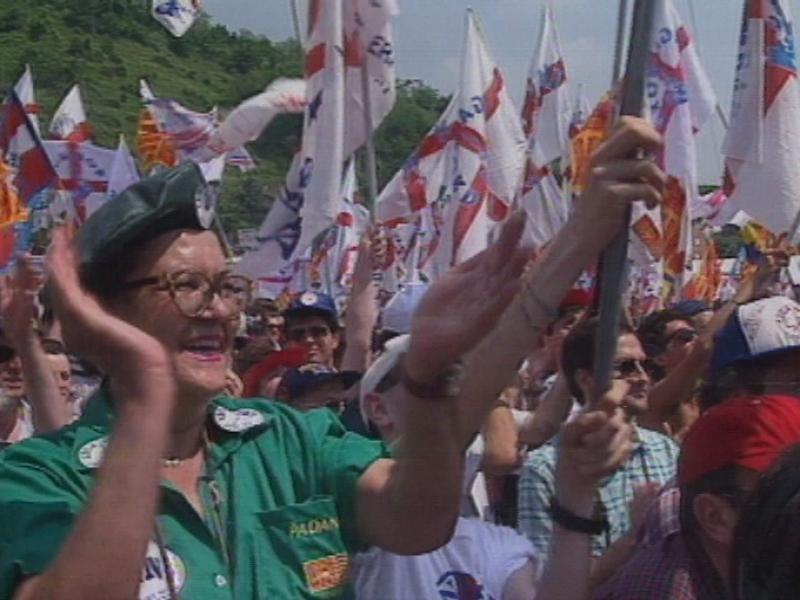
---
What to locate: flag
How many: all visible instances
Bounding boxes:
[43,140,115,221]
[152,0,202,38]
[518,2,572,248]
[342,0,399,155]
[630,0,717,302]
[50,85,92,142]
[0,156,26,228]
[146,98,217,163]
[570,91,616,194]
[226,146,256,172]
[0,89,57,207]
[14,65,40,136]
[377,10,526,274]
[295,0,398,256]
[723,0,800,242]
[107,136,140,200]
[136,108,177,171]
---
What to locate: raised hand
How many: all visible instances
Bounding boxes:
[47,227,172,395]
[0,256,44,347]
[575,116,666,253]
[405,211,532,383]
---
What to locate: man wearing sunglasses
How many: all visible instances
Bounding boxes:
[518,317,679,591]
[282,291,341,369]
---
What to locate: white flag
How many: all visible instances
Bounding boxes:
[152,0,201,38]
[50,85,90,141]
[14,65,40,136]
[376,10,525,274]
[722,0,800,241]
[107,136,140,200]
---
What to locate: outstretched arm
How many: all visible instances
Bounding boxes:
[14,230,175,600]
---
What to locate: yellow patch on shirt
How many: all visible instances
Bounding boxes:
[289,517,340,538]
[303,553,350,594]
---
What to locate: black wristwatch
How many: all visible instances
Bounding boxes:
[549,496,609,535]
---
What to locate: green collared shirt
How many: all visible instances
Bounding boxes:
[0,390,389,599]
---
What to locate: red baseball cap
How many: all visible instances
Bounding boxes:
[242,346,308,397]
[678,395,800,487]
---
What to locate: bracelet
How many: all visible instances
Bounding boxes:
[399,357,462,400]
[549,496,609,535]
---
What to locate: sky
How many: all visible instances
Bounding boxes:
[200,0,800,185]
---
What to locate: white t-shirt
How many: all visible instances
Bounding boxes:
[462,435,490,519]
[353,517,538,600]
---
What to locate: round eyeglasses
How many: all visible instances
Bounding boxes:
[121,270,253,318]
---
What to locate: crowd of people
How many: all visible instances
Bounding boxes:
[0,117,798,599]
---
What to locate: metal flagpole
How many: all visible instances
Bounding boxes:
[612,0,631,84]
[289,0,305,48]
[592,0,657,403]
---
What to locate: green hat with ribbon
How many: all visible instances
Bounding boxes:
[76,162,217,295]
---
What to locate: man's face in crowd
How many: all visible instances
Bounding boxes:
[658,319,697,372]
[284,315,339,367]
[542,307,586,372]
[264,314,284,346]
[46,353,72,403]
[0,355,25,402]
[112,230,235,402]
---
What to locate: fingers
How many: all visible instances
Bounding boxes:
[589,159,667,191]
[595,379,630,414]
[591,116,663,165]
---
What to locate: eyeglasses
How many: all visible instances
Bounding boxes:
[665,328,698,346]
[612,359,647,379]
[287,325,331,342]
[121,270,253,318]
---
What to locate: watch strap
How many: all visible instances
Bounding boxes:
[549,496,609,535]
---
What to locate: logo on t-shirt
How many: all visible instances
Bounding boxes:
[139,540,187,600]
[436,571,494,600]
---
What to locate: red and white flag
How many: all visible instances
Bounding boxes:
[296,0,398,255]
[107,135,140,201]
[0,89,57,206]
[376,10,525,275]
[631,0,717,301]
[43,140,115,221]
[518,2,572,248]
[722,0,800,241]
[14,65,40,136]
[50,85,92,142]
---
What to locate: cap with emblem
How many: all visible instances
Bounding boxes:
[76,162,215,296]
[280,364,361,401]
[283,290,339,328]
[711,296,800,374]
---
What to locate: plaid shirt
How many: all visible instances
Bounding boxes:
[517,427,678,558]
[592,486,722,600]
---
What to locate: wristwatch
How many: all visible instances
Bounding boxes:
[549,496,609,535]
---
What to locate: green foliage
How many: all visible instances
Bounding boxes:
[0,0,446,237]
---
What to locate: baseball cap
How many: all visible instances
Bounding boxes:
[381,282,429,334]
[711,296,800,374]
[359,334,411,425]
[283,290,339,325]
[242,346,307,397]
[558,288,594,316]
[280,363,361,401]
[671,299,711,318]
[678,395,800,487]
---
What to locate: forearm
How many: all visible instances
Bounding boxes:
[359,395,463,554]
[519,374,573,448]
[15,337,70,433]
[536,483,596,600]
[340,281,377,372]
[458,220,598,446]
[481,405,521,475]
[588,532,637,591]
[17,378,172,600]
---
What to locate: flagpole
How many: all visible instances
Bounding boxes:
[592,0,656,404]
[289,0,305,48]
[611,0,630,84]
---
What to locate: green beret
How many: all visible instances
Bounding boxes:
[77,162,215,272]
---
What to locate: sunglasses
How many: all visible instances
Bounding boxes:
[287,326,331,342]
[612,359,647,379]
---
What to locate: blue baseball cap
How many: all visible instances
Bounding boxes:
[283,290,339,325]
[711,297,800,375]
[671,299,711,318]
[280,364,361,400]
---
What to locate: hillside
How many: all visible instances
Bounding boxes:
[0,0,448,239]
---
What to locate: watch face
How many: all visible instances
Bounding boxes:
[194,183,218,229]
